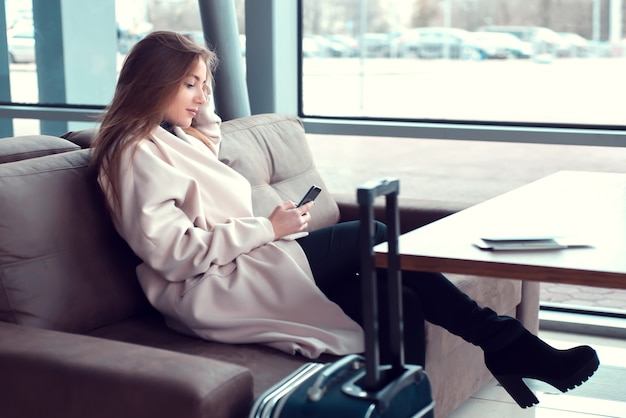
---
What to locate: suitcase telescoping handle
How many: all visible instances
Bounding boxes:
[357,177,404,391]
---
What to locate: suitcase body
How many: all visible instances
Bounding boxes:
[249,178,434,418]
[250,355,434,418]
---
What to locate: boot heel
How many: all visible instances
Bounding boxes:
[494,374,539,408]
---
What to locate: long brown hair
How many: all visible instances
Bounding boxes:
[91,30,218,209]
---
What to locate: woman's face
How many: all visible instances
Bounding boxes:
[163,57,209,128]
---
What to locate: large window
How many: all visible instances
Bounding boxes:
[301,0,626,127]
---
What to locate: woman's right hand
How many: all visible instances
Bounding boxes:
[268,200,314,240]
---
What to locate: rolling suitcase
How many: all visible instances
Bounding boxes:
[249,178,435,418]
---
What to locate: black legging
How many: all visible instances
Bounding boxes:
[297,220,514,365]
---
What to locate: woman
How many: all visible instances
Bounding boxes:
[92,31,598,409]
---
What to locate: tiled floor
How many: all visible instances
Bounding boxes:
[448,330,626,417]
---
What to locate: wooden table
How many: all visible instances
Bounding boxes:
[375,171,626,289]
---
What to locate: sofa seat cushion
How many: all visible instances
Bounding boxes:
[86,314,335,398]
[0,135,80,163]
[1,321,253,418]
[219,114,340,231]
[0,149,150,333]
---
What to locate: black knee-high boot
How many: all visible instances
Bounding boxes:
[404,271,599,408]
[403,271,525,350]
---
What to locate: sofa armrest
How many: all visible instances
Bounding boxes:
[0,322,253,418]
[333,193,471,233]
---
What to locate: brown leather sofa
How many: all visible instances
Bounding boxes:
[0,113,539,418]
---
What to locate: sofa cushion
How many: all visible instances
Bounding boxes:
[0,135,80,163]
[0,149,150,333]
[85,315,320,399]
[219,114,340,231]
[1,321,253,418]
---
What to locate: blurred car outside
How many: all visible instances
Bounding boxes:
[390,28,422,57]
[309,34,358,58]
[471,31,532,59]
[7,26,35,63]
[405,27,471,59]
[325,35,359,57]
[478,26,561,58]
[358,32,398,58]
[302,32,399,59]
[556,32,589,57]
[406,27,510,60]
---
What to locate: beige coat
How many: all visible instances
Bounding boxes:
[99,98,364,359]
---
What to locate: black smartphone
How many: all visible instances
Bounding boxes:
[296,185,322,207]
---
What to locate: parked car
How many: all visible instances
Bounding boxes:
[359,32,397,58]
[324,35,359,57]
[478,26,561,57]
[304,33,392,59]
[310,35,358,58]
[409,27,508,60]
[391,28,422,57]
[556,32,589,57]
[7,27,35,63]
[471,31,532,59]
